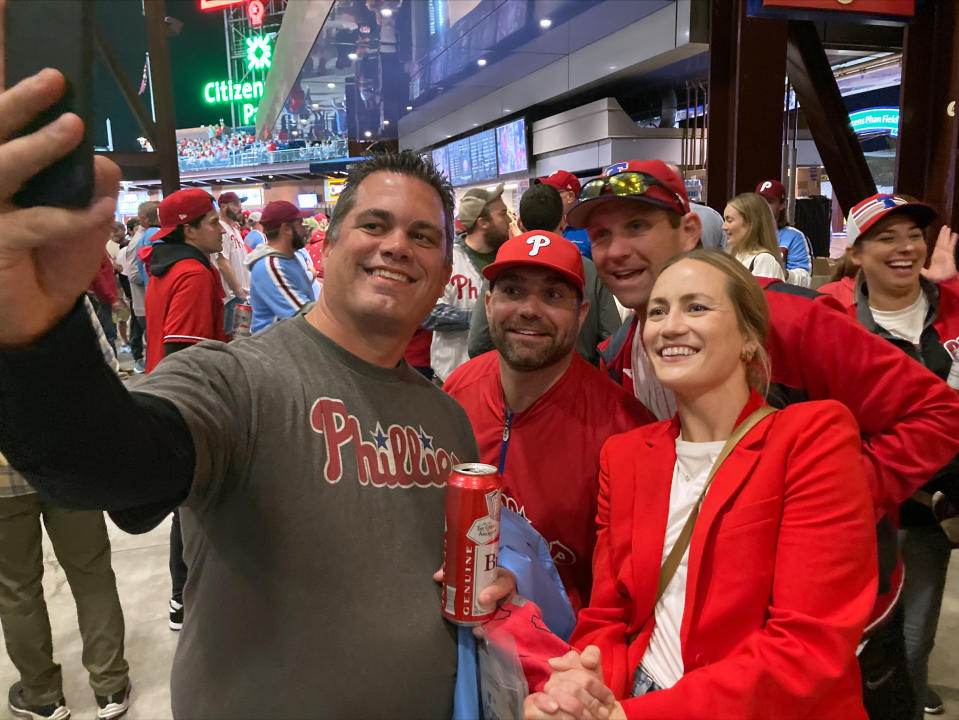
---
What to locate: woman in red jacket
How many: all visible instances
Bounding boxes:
[525,248,877,720]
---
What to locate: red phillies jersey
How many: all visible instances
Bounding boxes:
[145,245,225,373]
[444,351,654,610]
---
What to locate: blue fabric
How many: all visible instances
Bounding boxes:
[777,226,812,273]
[245,230,265,249]
[453,627,480,720]
[498,507,576,640]
[136,227,161,288]
[563,227,592,259]
[248,251,315,333]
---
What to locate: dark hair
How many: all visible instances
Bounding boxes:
[326,151,455,264]
[126,217,140,234]
[163,214,208,245]
[264,225,282,241]
[519,183,564,232]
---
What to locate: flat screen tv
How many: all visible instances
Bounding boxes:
[496,118,527,175]
[447,137,473,186]
[469,129,498,183]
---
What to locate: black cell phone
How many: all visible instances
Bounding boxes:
[5,0,94,208]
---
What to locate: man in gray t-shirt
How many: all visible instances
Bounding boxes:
[0,108,511,720]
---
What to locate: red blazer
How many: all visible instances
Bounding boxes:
[571,395,877,720]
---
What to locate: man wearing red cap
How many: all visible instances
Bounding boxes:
[214,191,251,336]
[444,230,652,610]
[755,179,814,286]
[245,200,315,334]
[142,189,227,373]
[541,159,959,720]
[538,170,591,258]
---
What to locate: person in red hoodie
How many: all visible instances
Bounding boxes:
[141,188,227,633]
[444,231,652,610]
[88,251,119,356]
[142,190,226,373]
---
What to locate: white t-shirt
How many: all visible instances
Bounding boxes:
[630,329,676,421]
[216,219,251,303]
[869,293,928,346]
[640,436,725,689]
[736,251,786,281]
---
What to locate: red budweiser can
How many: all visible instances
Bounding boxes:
[441,463,501,625]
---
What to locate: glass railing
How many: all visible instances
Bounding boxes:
[177,139,349,172]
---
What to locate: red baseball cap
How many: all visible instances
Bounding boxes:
[217,191,245,206]
[845,193,937,246]
[260,200,314,230]
[537,170,581,195]
[152,189,217,241]
[755,179,786,201]
[482,230,585,293]
[566,159,690,229]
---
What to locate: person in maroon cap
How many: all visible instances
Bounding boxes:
[538,170,591,258]
[444,230,653,611]
[755,179,814,286]
[549,158,959,720]
[245,200,316,334]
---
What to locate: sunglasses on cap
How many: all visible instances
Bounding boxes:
[578,171,686,213]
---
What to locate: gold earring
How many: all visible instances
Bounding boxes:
[740,349,754,362]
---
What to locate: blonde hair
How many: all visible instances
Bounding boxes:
[727,193,785,268]
[659,248,772,395]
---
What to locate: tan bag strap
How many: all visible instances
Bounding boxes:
[625,405,775,648]
[654,405,776,602]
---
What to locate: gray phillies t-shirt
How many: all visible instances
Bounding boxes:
[134,316,478,719]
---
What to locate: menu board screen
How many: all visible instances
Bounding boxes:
[496,118,527,174]
[431,145,450,179]
[469,129,498,183]
[447,138,473,186]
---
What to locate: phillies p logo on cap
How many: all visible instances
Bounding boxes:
[760,181,773,192]
[526,235,551,257]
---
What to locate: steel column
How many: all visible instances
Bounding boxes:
[143,0,180,195]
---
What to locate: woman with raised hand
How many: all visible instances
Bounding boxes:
[722,192,786,281]
[524,249,876,720]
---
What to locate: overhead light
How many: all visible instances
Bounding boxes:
[312,103,319,109]
[406,105,413,111]
[268,175,274,179]
[472,122,478,127]
[477,58,487,67]
[242,177,248,181]
[381,7,392,17]
[539,18,552,29]
[348,52,358,61]
[383,120,390,125]
[503,108,511,112]
[364,130,372,137]
[327,82,335,88]
[608,65,617,71]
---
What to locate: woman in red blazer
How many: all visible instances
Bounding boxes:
[525,249,878,720]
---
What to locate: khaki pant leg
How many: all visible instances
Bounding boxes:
[0,494,63,705]
[41,503,129,697]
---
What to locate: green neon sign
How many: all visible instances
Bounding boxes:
[202,81,263,124]
[848,107,900,137]
[246,35,272,71]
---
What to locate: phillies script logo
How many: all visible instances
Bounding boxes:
[310,397,461,487]
[449,274,478,301]
[944,336,959,361]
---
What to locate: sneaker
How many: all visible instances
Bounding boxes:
[94,683,130,720]
[925,687,944,715]
[8,682,70,720]
[133,359,146,374]
[169,598,184,631]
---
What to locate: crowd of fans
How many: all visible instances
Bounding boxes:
[0,66,957,720]
[176,122,349,170]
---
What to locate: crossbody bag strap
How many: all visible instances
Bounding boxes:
[655,405,776,600]
[625,405,776,648]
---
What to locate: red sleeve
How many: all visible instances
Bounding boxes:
[89,254,118,305]
[162,266,218,345]
[766,288,959,520]
[621,404,876,720]
[568,441,634,700]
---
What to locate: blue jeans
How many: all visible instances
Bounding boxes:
[899,524,952,720]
